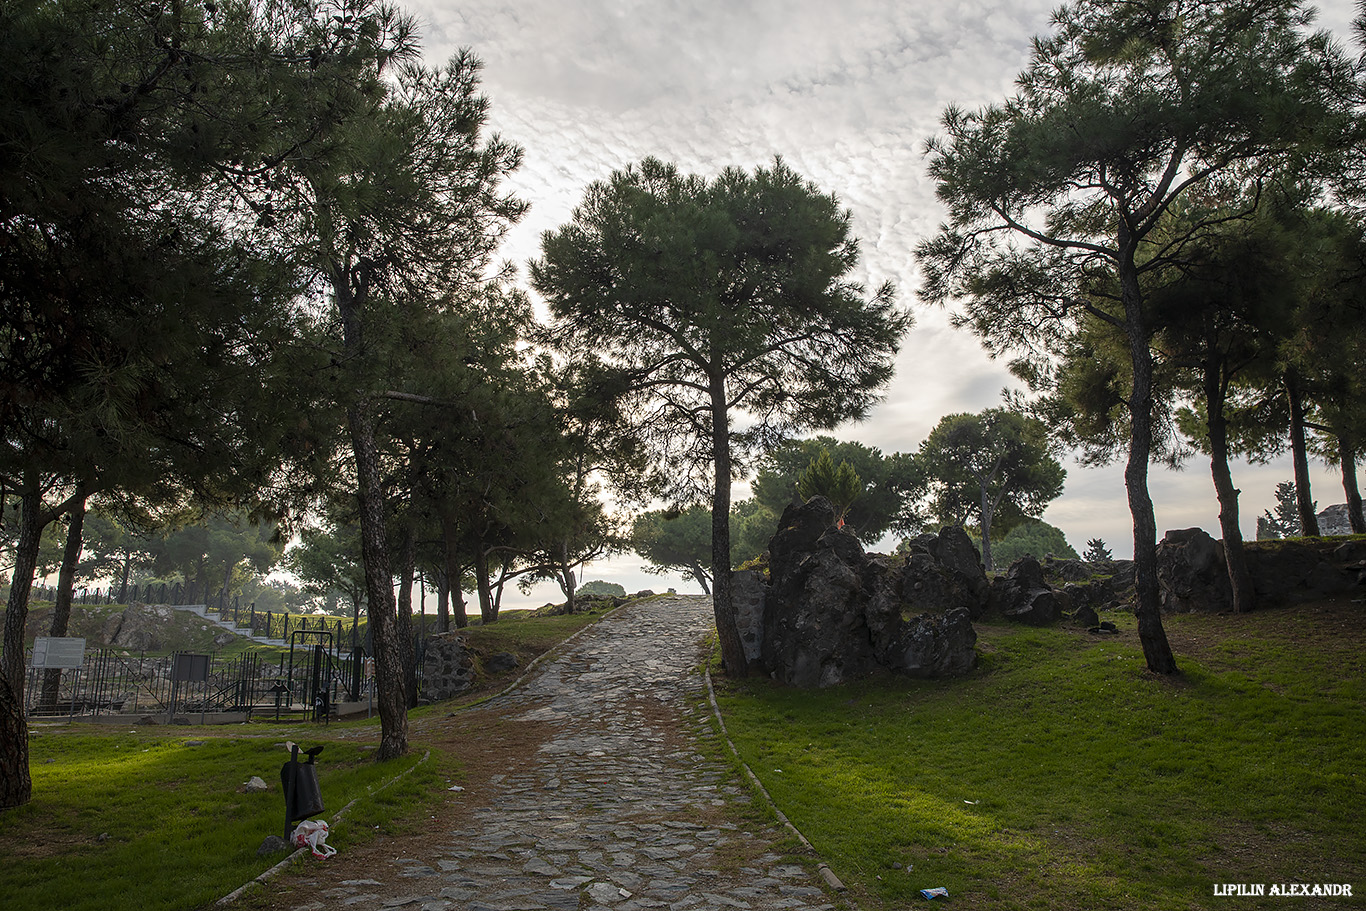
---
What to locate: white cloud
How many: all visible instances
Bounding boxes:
[401,0,1362,601]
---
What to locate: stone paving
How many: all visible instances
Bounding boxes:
[289,595,840,911]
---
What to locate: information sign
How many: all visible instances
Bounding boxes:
[171,653,211,682]
[31,637,86,670]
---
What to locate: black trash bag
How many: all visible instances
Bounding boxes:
[281,745,324,823]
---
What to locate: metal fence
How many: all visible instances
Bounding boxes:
[19,584,361,647]
[24,644,369,722]
[26,580,204,606]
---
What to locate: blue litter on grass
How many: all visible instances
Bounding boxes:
[920,886,949,899]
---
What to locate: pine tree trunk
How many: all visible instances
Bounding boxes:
[453,584,468,629]
[438,510,465,629]
[1338,437,1364,534]
[709,375,748,676]
[395,524,418,709]
[690,565,712,595]
[1120,259,1178,674]
[118,551,131,603]
[559,542,577,614]
[474,546,495,624]
[1204,360,1254,613]
[0,473,44,809]
[40,495,88,710]
[220,560,234,613]
[347,400,409,761]
[418,571,427,637]
[335,265,407,761]
[488,563,505,624]
[979,486,995,574]
[1285,371,1320,536]
[2,474,44,697]
[435,572,451,633]
[0,673,30,809]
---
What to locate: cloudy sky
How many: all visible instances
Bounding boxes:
[403,0,1360,602]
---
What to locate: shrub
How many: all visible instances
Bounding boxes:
[575,580,626,598]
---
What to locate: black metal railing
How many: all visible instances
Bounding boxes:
[23,644,370,721]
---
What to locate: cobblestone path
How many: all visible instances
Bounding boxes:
[279,595,839,911]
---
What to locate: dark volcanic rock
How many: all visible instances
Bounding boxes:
[899,608,978,677]
[1154,531,1366,610]
[900,526,991,619]
[990,555,1065,625]
[732,569,767,666]
[759,497,977,688]
[1069,601,1100,628]
[483,651,519,674]
[1063,579,1114,614]
[1040,556,1096,584]
[1156,528,1232,613]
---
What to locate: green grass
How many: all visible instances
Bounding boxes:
[462,603,612,651]
[408,602,619,706]
[712,605,1366,910]
[0,725,449,911]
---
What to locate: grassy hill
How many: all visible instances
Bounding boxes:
[3,600,248,656]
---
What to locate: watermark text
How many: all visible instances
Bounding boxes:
[1214,884,1353,898]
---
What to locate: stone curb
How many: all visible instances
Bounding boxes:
[215,749,431,906]
[703,665,857,906]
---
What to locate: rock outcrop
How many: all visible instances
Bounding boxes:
[103,603,175,651]
[899,526,992,619]
[756,497,977,688]
[1243,537,1366,606]
[1156,528,1232,613]
[731,570,767,667]
[988,556,1067,626]
[1154,529,1366,611]
[1317,504,1356,537]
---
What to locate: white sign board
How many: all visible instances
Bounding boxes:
[31,637,86,670]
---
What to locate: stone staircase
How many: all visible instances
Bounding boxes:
[173,603,290,648]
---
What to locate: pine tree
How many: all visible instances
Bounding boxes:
[1084,538,1114,564]
[796,450,863,525]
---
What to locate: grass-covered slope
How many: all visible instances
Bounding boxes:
[712,597,1365,910]
[0,729,445,911]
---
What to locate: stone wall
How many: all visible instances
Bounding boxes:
[421,631,476,701]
